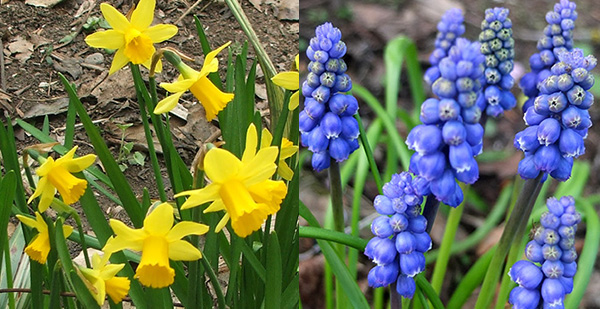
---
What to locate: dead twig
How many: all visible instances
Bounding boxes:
[0,38,6,91]
[175,0,211,25]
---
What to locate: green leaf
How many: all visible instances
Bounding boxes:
[265,232,282,309]
[0,172,16,260]
[0,117,28,212]
[54,218,99,308]
[58,73,144,227]
[299,203,369,308]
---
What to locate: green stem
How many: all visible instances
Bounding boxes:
[73,215,91,268]
[328,160,346,309]
[425,183,512,264]
[430,190,466,293]
[474,174,543,309]
[4,238,15,309]
[199,252,226,309]
[130,65,167,202]
[422,195,440,234]
[494,234,527,309]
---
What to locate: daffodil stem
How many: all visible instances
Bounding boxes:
[130,65,167,202]
[199,252,226,309]
[73,214,91,268]
[475,174,543,309]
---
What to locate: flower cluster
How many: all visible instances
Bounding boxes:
[519,0,578,112]
[300,22,360,171]
[509,196,581,308]
[424,8,465,86]
[407,38,485,207]
[365,172,431,298]
[514,49,595,181]
[478,7,517,117]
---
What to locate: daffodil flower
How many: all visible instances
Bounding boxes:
[79,253,130,305]
[28,146,96,213]
[102,203,209,288]
[154,42,234,121]
[84,0,178,74]
[260,128,298,181]
[271,54,299,110]
[16,212,73,264]
[175,124,287,238]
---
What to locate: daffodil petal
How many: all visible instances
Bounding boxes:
[16,214,38,230]
[28,175,47,203]
[271,72,299,90]
[260,128,273,149]
[100,3,130,32]
[109,48,130,75]
[62,154,96,173]
[215,213,230,232]
[100,264,126,280]
[239,147,278,186]
[130,0,155,30]
[289,91,299,110]
[85,30,125,50]
[144,24,178,43]
[203,148,242,183]
[178,183,220,210]
[35,157,55,176]
[105,220,145,252]
[168,240,202,261]
[92,279,106,306]
[241,124,258,163]
[63,225,74,238]
[167,221,209,242]
[38,177,56,212]
[143,203,174,236]
[279,144,299,159]
[204,199,225,213]
[160,78,196,93]
[278,163,294,181]
[198,41,231,77]
[154,91,185,114]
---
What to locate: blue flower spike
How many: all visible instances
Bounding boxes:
[408,37,485,207]
[509,196,581,308]
[366,172,431,299]
[425,8,466,86]
[520,0,578,111]
[478,7,517,117]
[301,22,360,171]
[514,48,596,182]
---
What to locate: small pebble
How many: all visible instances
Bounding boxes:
[85,53,104,65]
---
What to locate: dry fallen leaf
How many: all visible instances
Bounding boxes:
[7,36,34,63]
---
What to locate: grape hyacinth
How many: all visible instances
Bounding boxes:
[509,196,581,308]
[514,48,595,182]
[365,172,431,298]
[424,8,466,86]
[300,22,360,171]
[407,38,485,207]
[519,0,578,112]
[478,7,517,117]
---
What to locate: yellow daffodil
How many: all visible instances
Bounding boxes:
[260,128,298,181]
[271,54,299,110]
[79,253,130,305]
[16,212,73,264]
[84,0,178,74]
[154,42,234,121]
[28,146,96,213]
[175,124,287,238]
[102,203,209,288]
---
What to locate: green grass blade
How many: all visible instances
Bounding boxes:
[299,203,369,308]
[0,172,16,260]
